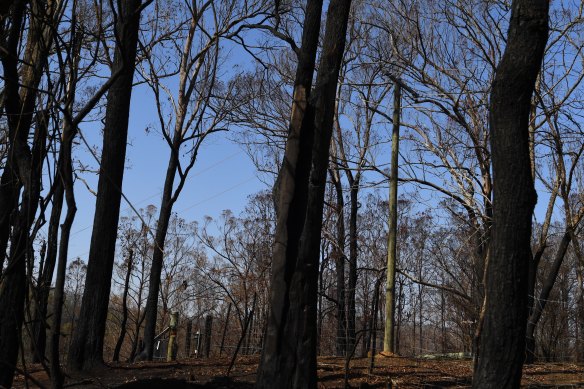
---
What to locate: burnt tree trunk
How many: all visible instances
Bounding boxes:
[255,0,352,387]
[0,0,29,274]
[48,11,82,384]
[0,111,47,388]
[113,249,134,362]
[346,183,358,353]
[472,1,548,388]
[203,315,213,358]
[31,179,64,363]
[49,123,77,389]
[330,168,347,356]
[139,140,180,360]
[368,277,382,373]
[67,0,143,371]
[255,0,323,383]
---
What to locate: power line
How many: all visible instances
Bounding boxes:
[68,174,258,261]
[179,176,257,213]
[70,149,243,237]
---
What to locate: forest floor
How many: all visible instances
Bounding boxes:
[12,355,584,388]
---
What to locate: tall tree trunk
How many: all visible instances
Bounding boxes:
[472,1,548,388]
[256,0,352,387]
[48,11,82,384]
[383,83,400,354]
[331,169,347,356]
[50,136,77,389]
[346,184,358,353]
[67,0,143,370]
[255,0,323,383]
[139,143,180,360]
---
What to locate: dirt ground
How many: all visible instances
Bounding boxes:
[12,355,584,388]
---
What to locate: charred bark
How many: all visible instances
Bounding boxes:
[254,0,323,383]
[138,142,180,360]
[49,132,77,389]
[330,169,347,356]
[0,0,30,274]
[256,0,352,387]
[67,0,143,371]
[472,1,548,388]
[0,110,48,387]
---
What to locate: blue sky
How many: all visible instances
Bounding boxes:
[61,78,559,265]
[65,82,265,262]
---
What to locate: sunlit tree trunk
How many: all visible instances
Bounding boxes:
[383,83,400,354]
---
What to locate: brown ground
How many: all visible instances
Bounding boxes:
[12,355,584,388]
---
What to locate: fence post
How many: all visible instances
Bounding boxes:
[167,311,179,361]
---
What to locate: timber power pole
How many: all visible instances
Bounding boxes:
[383,82,401,354]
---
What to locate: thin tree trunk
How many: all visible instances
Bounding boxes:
[228,294,256,375]
[220,303,232,356]
[346,184,358,353]
[113,249,134,362]
[0,0,39,273]
[139,146,179,360]
[368,277,381,374]
[317,252,325,355]
[472,1,548,387]
[31,181,64,363]
[383,83,401,354]
[0,2,57,382]
[331,169,347,356]
[204,315,213,358]
[577,266,584,362]
[129,311,146,362]
[396,278,403,354]
[525,231,571,363]
[48,12,81,384]
[0,111,47,387]
[49,149,77,389]
[67,0,143,370]
[569,233,584,362]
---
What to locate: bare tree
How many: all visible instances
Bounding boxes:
[0,0,63,384]
[137,0,271,360]
[68,0,147,371]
